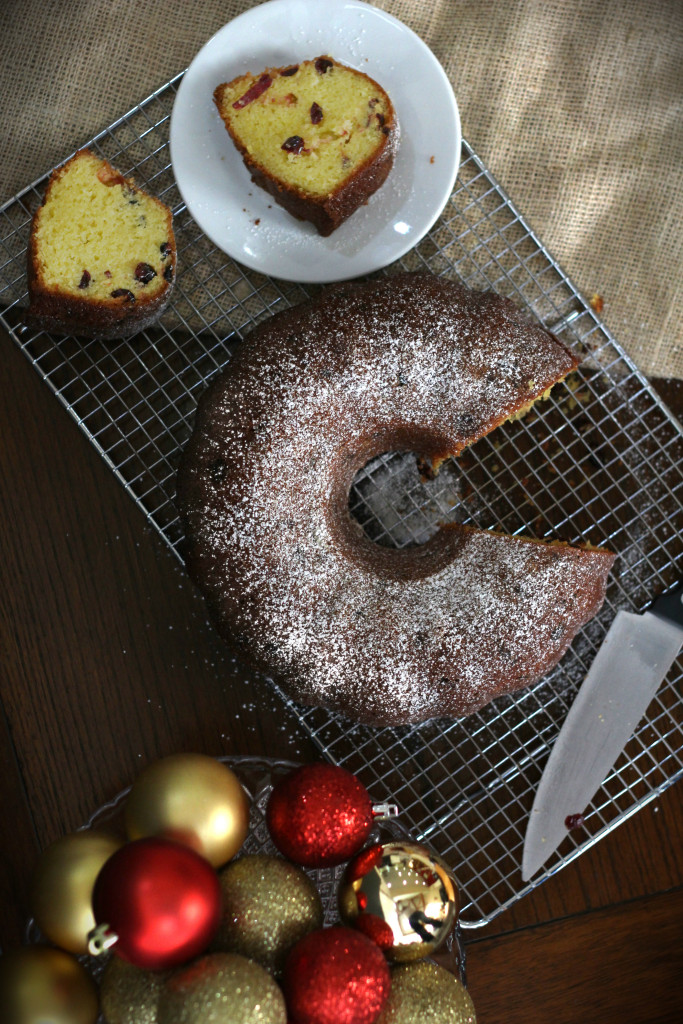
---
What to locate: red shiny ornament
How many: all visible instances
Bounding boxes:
[352,912,395,951]
[266,764,373,867]
[91,837,221,970]
[283,926,390,1024]
[346,843,384,881]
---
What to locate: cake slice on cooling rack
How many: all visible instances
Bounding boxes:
[26,149,176,340]
[214,56,398,236]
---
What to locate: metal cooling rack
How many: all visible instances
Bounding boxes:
[2,71,682,928]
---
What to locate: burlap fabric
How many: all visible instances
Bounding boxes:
[2,0,681,378]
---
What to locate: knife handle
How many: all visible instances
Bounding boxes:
[650,581,683,627]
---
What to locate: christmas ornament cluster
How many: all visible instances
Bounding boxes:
[0,754,476,1024]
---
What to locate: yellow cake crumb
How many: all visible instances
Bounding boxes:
[32,150,170,300]
[216,59,393,199]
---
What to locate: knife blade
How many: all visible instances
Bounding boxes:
[522,581,683,882]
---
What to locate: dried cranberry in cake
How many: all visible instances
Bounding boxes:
[282,135,305,154]
[134,262,157,284]
[26,149,175,340]
[232,73,272,109]
[213,56,398,235]
[96,163,126,187]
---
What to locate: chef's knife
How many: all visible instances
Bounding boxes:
[522,581,683,882]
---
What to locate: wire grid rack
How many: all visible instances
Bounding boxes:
[2,72,682,928]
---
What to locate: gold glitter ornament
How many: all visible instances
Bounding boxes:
[376,961,477,1023]
[100,956,169,1024]
[339,841,459,962]
[125,753,250,867]
[157,953,286,1024]
[30,829,123,953]
[212,853,323,975]
[0,946,98,1024]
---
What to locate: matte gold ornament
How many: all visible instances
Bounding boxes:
[125,753,250,867]
[212,854,323,975]
[0,945,99,1024]
[157,952,286,1024]
[339,841,459,962]
[376,961,476,1023]
[30,829,123,953]
[100,956,169,1024]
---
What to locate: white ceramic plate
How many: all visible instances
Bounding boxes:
[170,0,461,283]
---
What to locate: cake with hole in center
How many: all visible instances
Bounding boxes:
[213,56,398,236]
[177,272,615,727]
[26,149,176,340]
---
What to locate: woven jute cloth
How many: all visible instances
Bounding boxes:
[2,0,681,379]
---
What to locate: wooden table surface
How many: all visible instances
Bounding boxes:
[1,324,682,1024]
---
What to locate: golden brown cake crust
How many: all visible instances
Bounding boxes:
[213,57,398,236]
[177,272,615,726]
[25,150,176,341]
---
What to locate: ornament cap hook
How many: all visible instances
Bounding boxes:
[87,922,119,957]
[372,802,399,820]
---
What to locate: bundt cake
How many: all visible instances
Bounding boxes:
[177,273,615,727]
[26,149,176,340]
[213,56,397,236]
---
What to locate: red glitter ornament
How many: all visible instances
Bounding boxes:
[90,837,221,970]
[282,926,391,1024]
[266,764,373,868]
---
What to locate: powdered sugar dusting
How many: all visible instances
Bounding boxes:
[178,273,613,725]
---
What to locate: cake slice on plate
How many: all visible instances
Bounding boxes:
[214,56,398,236]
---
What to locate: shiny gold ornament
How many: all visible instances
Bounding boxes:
[376,961,476,1023]
[100,956,169,1024]
[157,952,286,1024]
[339,841,459,962]
[30,829,123,953]
[0,945,98,1024]
[212,853,323,975]
[124,753,250,867]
